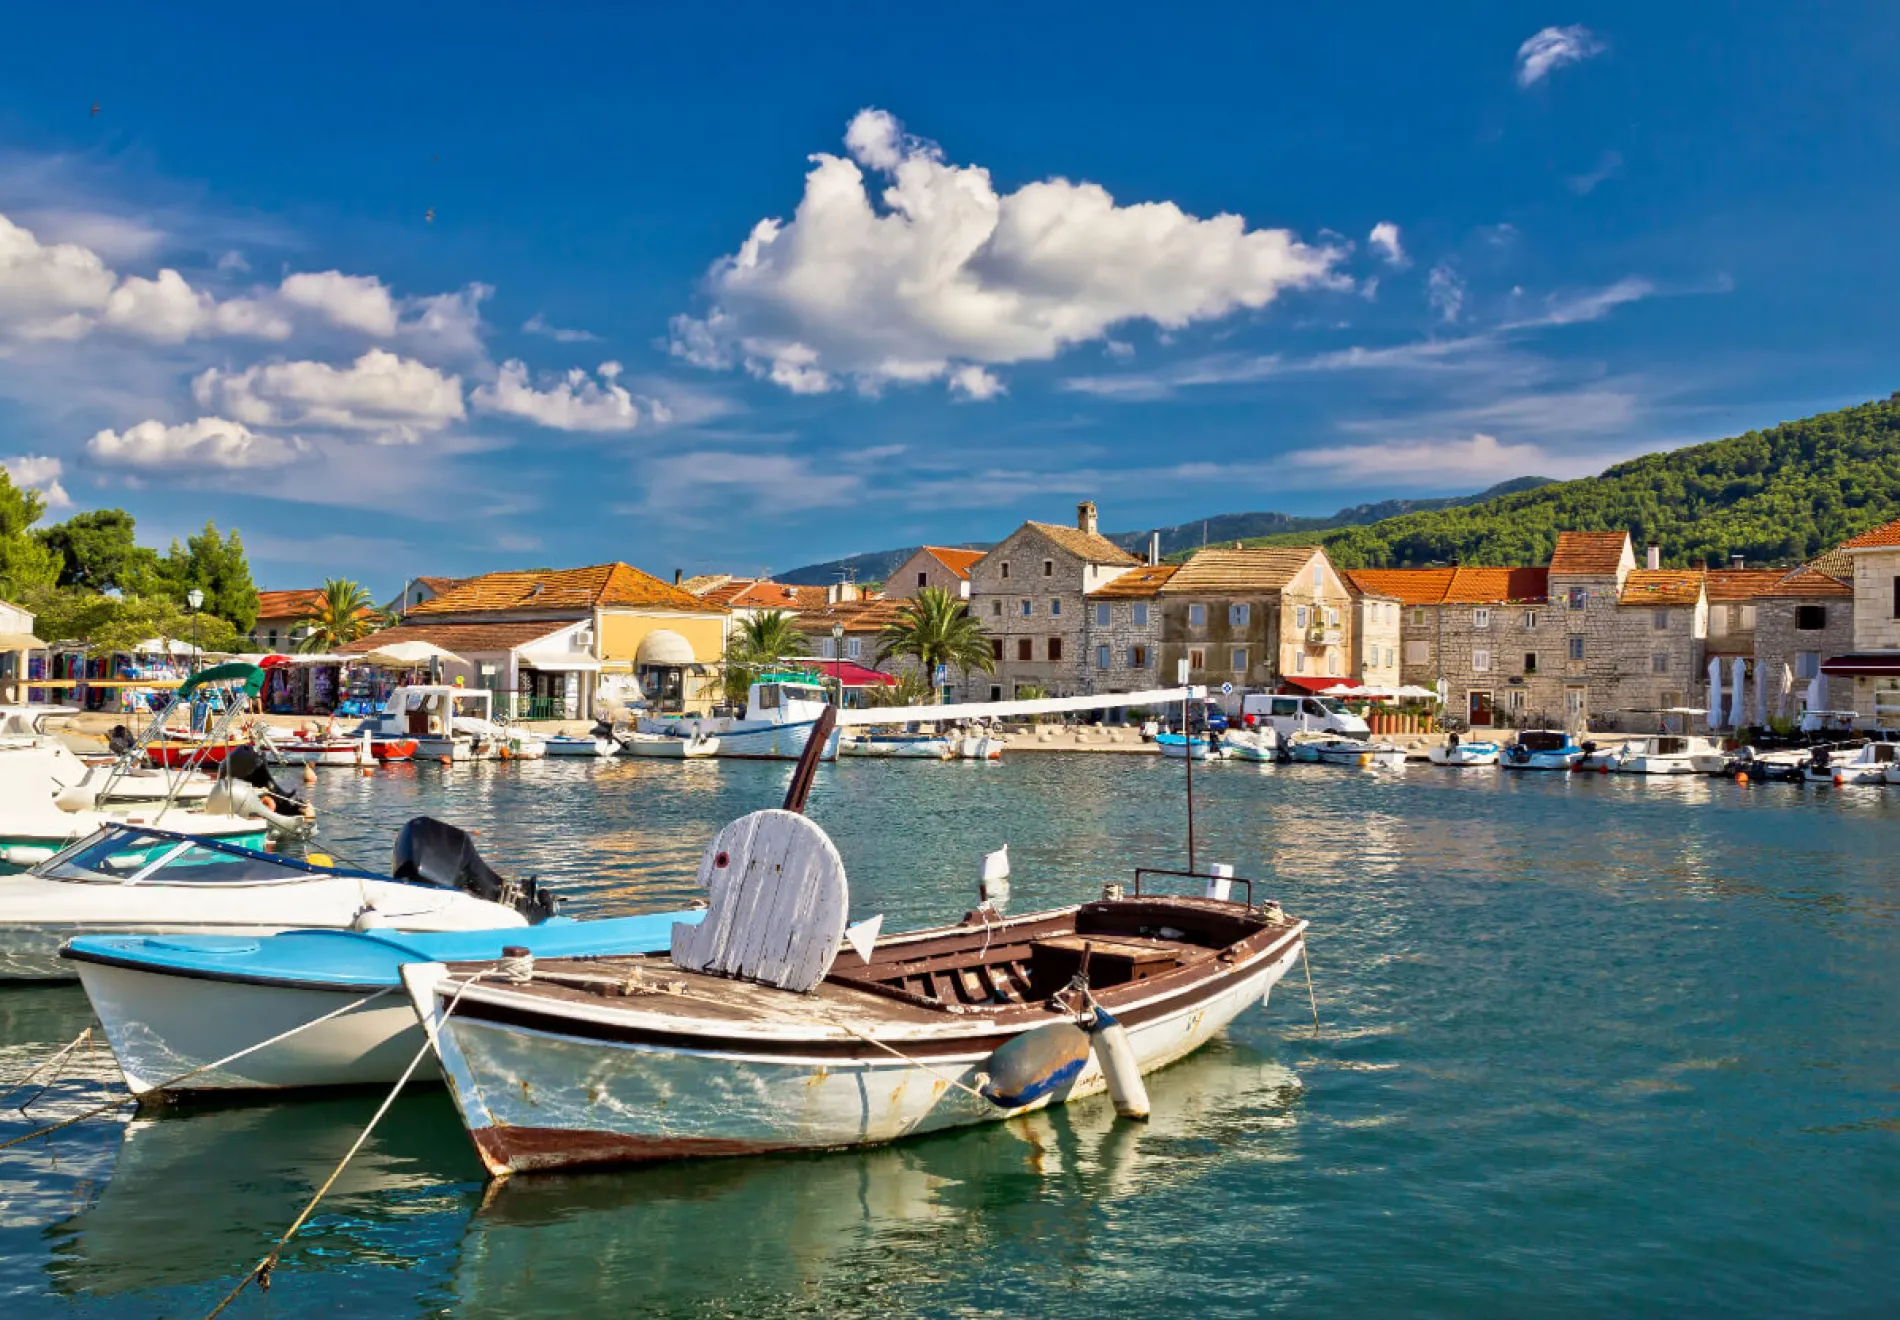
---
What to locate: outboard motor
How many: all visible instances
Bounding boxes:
[223,745,305,814]
[107,724,137,756]
[1811,746,1832,772]
[392,816,558,922]
[1581,740,1597,757]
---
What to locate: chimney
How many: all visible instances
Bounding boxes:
[673,568,683,585]
[1077,501,1098,536]
[1148,532,1160,566]
[1645,545,1660,571]
[1730,554,1745,571]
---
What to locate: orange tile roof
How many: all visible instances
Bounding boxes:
[1548,531,1632,576]
[699,580,832,611]
[414,575,467,595]
[1618,569,1705,606]
[1343,568,1457,605]
[1343,566,1546,604]
[1839,516,1900,550]
[1704,569,1787,601]
[922,546,986,579]
[1808,548,1854,580]
[1159,547,1323,593]
[407,562,722,617]
[1023,521,1142,566]
[1087,564,1180,599]
[341,619,572,654]
[794,598,906,634]
[254,589,326,620]
[1759,565,1854,599]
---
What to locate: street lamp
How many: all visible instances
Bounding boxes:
[186,588,204,676]
[831,624,845,708]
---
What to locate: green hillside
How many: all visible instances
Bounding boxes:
[1215,392,1900,569]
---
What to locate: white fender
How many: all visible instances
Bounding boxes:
[1089,1005,1150,1121]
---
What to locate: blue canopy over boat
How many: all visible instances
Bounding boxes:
[62,910,702,991]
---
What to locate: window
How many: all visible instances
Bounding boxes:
[917,571,928,588]
[1472,648,1492,673]
[1411,607,1427,626]
[1473,608,1491,630]
[1312,563,1323,589]
[1049,598,1061,617]
[1522,610,1538,630]
[820,638,836,658]
[1095,603,1111,626]
[1295,651,1307,673]
[1739,605,1757,630]
[991,600,1002,616]
[990,685,1004,701]
[1021,599,1033,617]
[1568,636,1586,661]
[1568,588,1588,610]
[1326,652,1339,675]
[999,561,1011,580]
[1097,645,1111,670]
[847,638,863,660]
[1132,603,1149,628]
[1652,653,1669,674]
[1524,652,1538,674]
[1042,559,1054,578]
[1231,648,1249,671]
[1405,640,1430,665]
[1017,638,1032,661]
[1653,609,1670,631]
[266,628,278,647]
[1507,689,1527,713]
[991,639,1003,660]
[1129,645,1148,667]
[1230,603,1250,626]
[1659,690,1682,711]
[1795,651,1820,679]
[1295,605,1309,629]
[1188,603,1207,628]
[1188,647,1206,671]
[1795,605,1827,631]
[1047,637,1062,661]
[1385,646,1397,668]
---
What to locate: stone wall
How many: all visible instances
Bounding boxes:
[968,526,1134,698]
[885,549,971,600]
[1077,597,1165,696]
[1851,549,1900,650]
[1756,595,1856,722]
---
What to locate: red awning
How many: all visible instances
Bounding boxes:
[822,660,897,687]
[1278,676,1358,695]
[1820,653,1900,677]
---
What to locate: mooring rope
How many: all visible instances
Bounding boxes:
[0,986,394,1154]
[1300,940,1321,1036]
[823,1016,996,1104]
[4,1026,94,1111]
[200,973,488,1319]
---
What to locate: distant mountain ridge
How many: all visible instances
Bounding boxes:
[773,478,1552,585]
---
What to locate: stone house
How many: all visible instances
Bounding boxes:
[1154,547,1354,698]
[885,547,985,600]
[249,589,325,652]
[1755,553,1856,724]
[1612,566,1710,721]
[967,502,1142,699]
[1348,588,1403,688]
[1820,518,1900,726]
[1075,564,1177,703]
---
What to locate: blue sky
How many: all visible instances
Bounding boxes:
[1,3,1896,592]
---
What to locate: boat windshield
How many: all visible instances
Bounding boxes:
[36,826,322,886]
[1518,731,1569,752]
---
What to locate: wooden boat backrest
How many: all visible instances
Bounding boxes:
[671,808,848,993]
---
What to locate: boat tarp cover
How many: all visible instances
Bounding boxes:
[176,661,267,701]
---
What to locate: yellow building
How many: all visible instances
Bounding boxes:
[346,563,728,717]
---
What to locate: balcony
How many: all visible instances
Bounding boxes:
[1305,628,1342,648]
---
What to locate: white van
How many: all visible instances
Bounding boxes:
[1240,693,1371,739]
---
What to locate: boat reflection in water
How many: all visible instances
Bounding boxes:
[447,1042,1302,1317]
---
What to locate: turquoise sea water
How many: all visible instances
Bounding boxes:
[2,756,1897,1317]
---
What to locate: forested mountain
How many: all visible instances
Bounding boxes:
[1227,393,1900,569]
[773,478,1548,584]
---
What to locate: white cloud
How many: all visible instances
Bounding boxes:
[399,283,490,358]
[14,211,165,264]
[278,270,400,336]
[1427,262,1465,323]
[1515,25,1605,88]
[97,269,291,344]
[522,312,598,343]
[2,453,71,508]
[0,213,115,342]
[670,108,1342,398]
[1511,276,1655,328]
[472,359,649,432]
[637,450,862,514]
[87,416,303,470]
[947,365,1004,401]
[1566,149,1623,196]
[1288,432,1556,481]
[1367,221,1407,267]
[193,349,465,444]
[216,250,250,275]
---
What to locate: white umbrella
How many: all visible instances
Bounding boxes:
[1805,670,1827,714]
[1394,684,1439,700]
[1777,663,1794,718]
[1319,684,1361,697]
[354,640,466,667]
[1754,659,1767,728]
[1729,656,1748,729]
[1706,656,1724,730]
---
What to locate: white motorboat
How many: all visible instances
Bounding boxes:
[838,731,955,759]
[1156,732,1226,760]
[660,676,841,762]
[364,685,502,760]
[1808,741,1899,785]
[1288,733,1404,768]
[404,807,1309,1178]
[545,734,617,758]
[262,727,374,767]
[623,730,720,758]
[1616,734,1728,776]
[0,816,558,981]
[1221,727,1281,763]
[1500,730,1585,771]
[955,733,1004,760]
[1427,738,1500,767]
[10,713,218,805]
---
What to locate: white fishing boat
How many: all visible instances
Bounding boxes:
[1615,734,1728,776]
[955,733,1004,760]
[364,685,504,760]
[1221,727,1281,763]
[663,675,841,762]
[1807,740,1899,785]
[262,727,374,767]
[405,804,1309,1179]
[544,734,617,758]
[838,731,955,759]
[1427,737,1500,767]
[1288,733,1404,768]
[622,730,720,758]
[1500,730,1585,771]
[1155,732,1225,760]
[0,816,557,980]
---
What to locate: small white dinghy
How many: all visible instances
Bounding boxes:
[1221,727,1281,763]
[623,731,720,758]
[1427,737,1500,767]
[545,734,617,758]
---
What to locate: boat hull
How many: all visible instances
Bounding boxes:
[1617,756,1701,775]
[1501,753,1581,771]
[1427,746,1500,766]
[266,740,366,767]
[624,736,719,758]
[709,720,839,762]
[414,932,1305,1178]
[545,737,616,758]
[839,735,954,759]
[145,741,242,769]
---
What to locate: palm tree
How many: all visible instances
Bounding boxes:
[295,578,381,653]
[722,609,809,704]
[861,669,937,709]
[877,587,994,698]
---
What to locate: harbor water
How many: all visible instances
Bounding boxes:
[3,756,1897,1316]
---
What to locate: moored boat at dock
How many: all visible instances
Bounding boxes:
[1500,730,1585,771]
